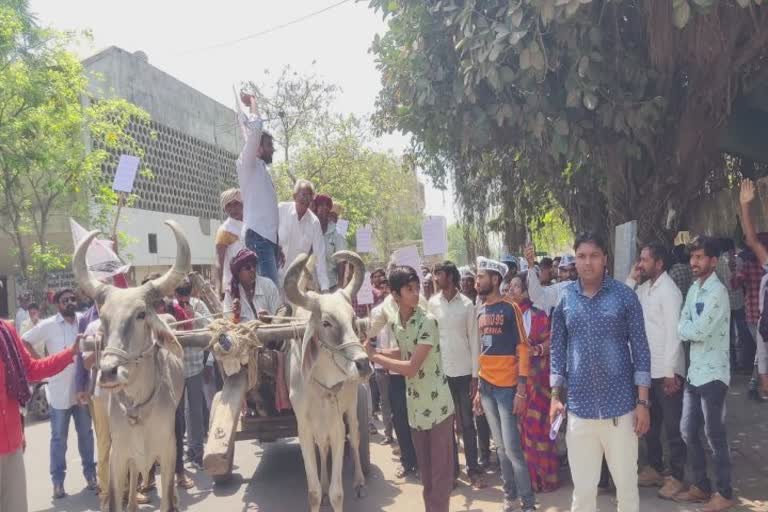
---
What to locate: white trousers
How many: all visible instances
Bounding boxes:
[566,411,639,512]
[0,448,27,512]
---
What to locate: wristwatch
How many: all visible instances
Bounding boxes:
[636,399,650,408]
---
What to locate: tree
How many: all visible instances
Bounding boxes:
[0,4,151,298]
[244,65,338,181]
[369,0,768,245]
[271,114,424,262]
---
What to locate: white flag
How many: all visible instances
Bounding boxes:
[70,219,131,280]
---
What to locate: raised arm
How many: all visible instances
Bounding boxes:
[239,94,264,167]
[740,179,768,266]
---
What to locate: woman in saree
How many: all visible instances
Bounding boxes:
[508,272,559,492]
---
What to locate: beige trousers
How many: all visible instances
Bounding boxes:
[0,448,27,512]
[92,395,111,507]
[566,411,640,512]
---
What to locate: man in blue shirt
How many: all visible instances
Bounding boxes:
[550,232,651,512]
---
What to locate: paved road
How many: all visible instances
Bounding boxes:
[24,377,768,511]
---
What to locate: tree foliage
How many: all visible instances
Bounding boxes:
[0,3,151,298]
[244,65,338,179]
[272,114,423,261]
[369,0,768,247]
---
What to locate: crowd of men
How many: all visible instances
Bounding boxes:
[0,87,765,512]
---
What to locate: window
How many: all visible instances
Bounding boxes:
[148,233,158,254]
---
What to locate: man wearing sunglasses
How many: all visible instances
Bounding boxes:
[23,288,96,499]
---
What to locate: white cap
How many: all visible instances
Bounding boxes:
[477,257,509,279]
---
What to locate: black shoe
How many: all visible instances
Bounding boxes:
[748,389,765,402]
[53,483,66,499]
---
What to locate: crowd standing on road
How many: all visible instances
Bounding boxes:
[2,92,767,512]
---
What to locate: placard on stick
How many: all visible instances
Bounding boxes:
[422,216,448,256]
[336,219,350,237]
[356,225,374,253]
[112,155,140,193]
[356,272,374,305]
[393,245,423,279]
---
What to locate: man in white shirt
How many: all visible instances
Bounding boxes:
[523,246,575,316]
[216,188,245,300]
[428,260,485,487]
[15,292,31,331]
[625,243,687,498]
[23,288,95,499]
[236,93,280,287]
[278,179,330,292]
[312,194,347,291]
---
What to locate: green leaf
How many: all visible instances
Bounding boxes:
[509,29,528,45]
[565,0,581,17]
[555,118,570,136]
[566,88,582,108]
[509,9,524,27]
[578,56,589,78]
[541,0,556,24]
[673,0,691,28]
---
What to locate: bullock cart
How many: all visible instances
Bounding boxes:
[176,316,372,484]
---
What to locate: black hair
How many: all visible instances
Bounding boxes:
[433,260,461,287]
[261,131,273,143]
[371,268,386,279]
[642,242,670,271]
[27,302,39,310]
[388,266,420,295]
[53,288,76,303]
[540,257,554,269]
[672,244,689,265]
[719,237,735,254]
[689,236,720,259]
[511,271,529,293]
[175,277,193,296]
[573,231,609,254]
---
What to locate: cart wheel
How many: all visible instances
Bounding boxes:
[211,442,235,484]
[356,384,371,476]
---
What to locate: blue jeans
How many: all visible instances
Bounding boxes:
[479,379,534,508]
[245,229,280,288]
[49,405,96,486]
[681,379,733,499]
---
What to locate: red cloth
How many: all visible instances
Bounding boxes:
[170,303,195,331]
[0,320,75,455]
[736,259,765,324]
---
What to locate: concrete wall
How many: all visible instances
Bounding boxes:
[83,46,240,154]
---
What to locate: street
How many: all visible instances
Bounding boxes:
[24,376,768,512]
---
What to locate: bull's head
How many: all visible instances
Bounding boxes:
[73,221,191,389]
[284,250,372,385]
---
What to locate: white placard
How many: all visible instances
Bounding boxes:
[422,216,448,256]
[518,258,529,272]
[335,219,349,237]
[393,245,423,279]
[356,271,374,305]
[356,225,374,253]
[613,220,638,283]
[70,219,131,279]
[112,155,140,193]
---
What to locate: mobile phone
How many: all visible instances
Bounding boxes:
[550,408,565,440]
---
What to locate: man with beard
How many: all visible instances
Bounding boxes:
[550,233,651,512]
[23,289,96,499]
[312,194,347,291]
[237,93,280,287]
[524,246,576,317]
[277,179,329,292]
[473,257,534,512]
[674,236,735,511]
[626,243,687,498]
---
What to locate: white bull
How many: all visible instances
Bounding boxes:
[74,221,190,512]
[283,251,372,512]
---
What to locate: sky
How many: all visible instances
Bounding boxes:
[29,0,455,223]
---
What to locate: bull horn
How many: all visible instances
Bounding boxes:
[73,230,108,299]
[336,250,365,302]
[284,253,316,310]
[148,221,191,297]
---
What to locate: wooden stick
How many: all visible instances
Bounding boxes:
[111,192,126,239]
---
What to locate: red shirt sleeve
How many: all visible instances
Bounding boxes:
[4,321,75,382]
